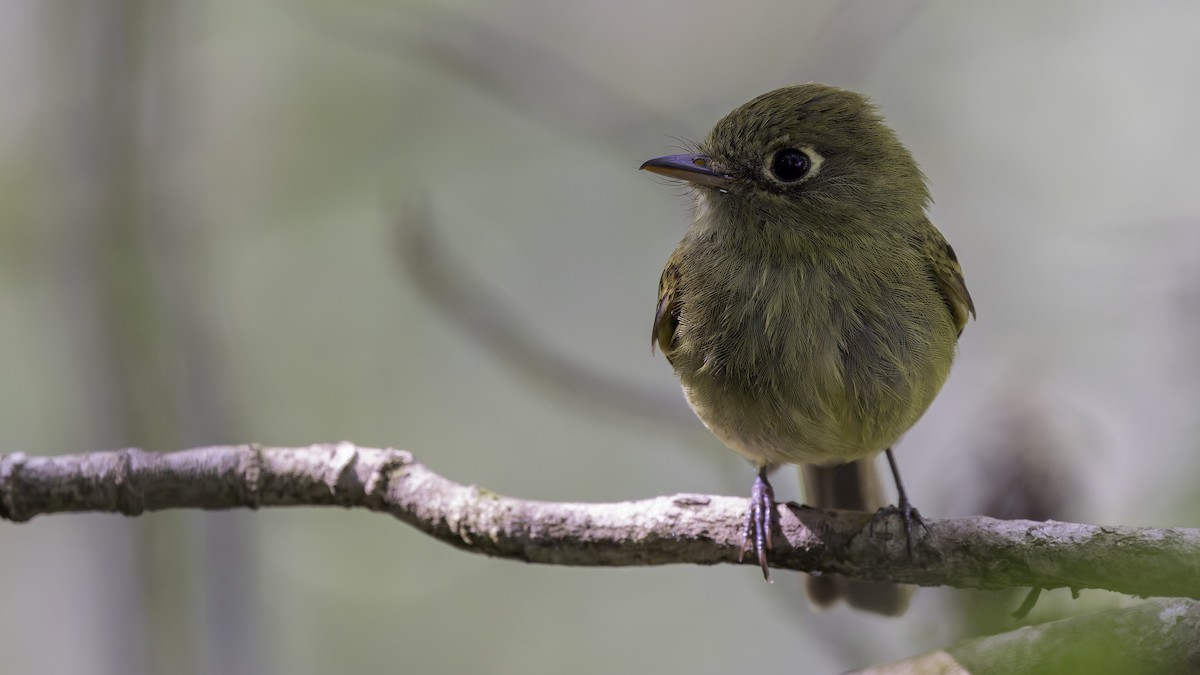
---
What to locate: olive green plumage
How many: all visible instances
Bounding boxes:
[643,83,973,616]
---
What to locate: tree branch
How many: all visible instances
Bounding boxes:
[2,443,1198,601]
[854,598,1200,675]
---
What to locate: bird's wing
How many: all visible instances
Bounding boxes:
[922,223,975,337]
[653,249,683,360]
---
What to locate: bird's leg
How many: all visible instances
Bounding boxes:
[883,447,924,556]
[739,465,776,580]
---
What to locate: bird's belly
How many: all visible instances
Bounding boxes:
[681,380,890,468]
[676,318,952,468]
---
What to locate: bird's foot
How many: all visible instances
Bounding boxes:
[872,496,925,557]
[739,468,776,581]
[881,447,925,556]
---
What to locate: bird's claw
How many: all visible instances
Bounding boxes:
[881,447,925,556]
[898,495,924,556]
[739,470,776,581]
[871,496,925,557]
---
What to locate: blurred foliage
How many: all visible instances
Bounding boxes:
[1,1,1198,673]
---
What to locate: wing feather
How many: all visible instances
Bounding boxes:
[921,224,975,337]
[653,250,683,361]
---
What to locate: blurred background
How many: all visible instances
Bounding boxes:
[1,1,1198,673]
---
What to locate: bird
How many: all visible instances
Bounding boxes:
[641,83,974,615]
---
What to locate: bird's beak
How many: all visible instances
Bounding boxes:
[640,153,734,190]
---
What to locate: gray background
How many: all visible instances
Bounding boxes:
[1,1,1198,673]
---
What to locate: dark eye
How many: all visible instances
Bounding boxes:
[770,149,811,182]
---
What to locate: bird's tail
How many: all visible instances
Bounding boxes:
[800,458,914,616]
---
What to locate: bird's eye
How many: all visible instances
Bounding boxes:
[770,149,811,182]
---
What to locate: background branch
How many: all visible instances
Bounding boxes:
[4,443,1198,602]
[854,598,1200,675]
[393,199,698,431]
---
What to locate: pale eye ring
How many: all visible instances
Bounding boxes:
[769,148,811,182]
